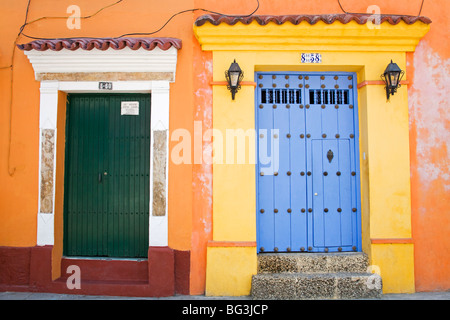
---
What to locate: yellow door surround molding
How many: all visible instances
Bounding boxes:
[194,14,430,52]
[194,14,430,296]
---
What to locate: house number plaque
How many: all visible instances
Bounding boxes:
[99,82,113,90]
[301,53,322,63]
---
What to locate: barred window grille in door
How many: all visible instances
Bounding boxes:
[261,89,302,104]
[309,89,350,105]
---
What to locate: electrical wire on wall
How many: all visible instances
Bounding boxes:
[1,0,427,176]
[4,0,127,176]
[1,0,260,176]
[337,0,425,17]
[20,0,260,40]
[4,0,32,176]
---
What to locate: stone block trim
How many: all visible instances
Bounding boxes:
[40,129,55,214]
[152,130,168,217]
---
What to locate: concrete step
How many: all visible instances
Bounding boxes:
[258,252,369,274]
[252,252,382,299]
[251,272,382,300]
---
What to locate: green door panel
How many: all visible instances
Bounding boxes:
[63,93,151,258]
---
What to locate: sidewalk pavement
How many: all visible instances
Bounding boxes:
[0,291,449,300]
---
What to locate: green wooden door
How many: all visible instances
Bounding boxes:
[63,93,151,258]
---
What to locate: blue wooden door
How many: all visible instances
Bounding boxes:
[256,72,361,253]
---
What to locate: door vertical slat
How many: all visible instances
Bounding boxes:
[86,97,94,255]
[273,75,291,252]
[289,75,307,251]
[311,140,325,247]
[339,139,353,246]
[322,139,340,247]
[108,95,116,256]
[257,74,275,252]
[98,96,105,256]
[118,95,125,257]
[138,99,144,257]
[129,100,136,257]
[80,96,88,256]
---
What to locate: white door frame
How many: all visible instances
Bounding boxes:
[37,80,170,248]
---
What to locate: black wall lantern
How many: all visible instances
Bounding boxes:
[381,60,405,100]
[225,59,244,100]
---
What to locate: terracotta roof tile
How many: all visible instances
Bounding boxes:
[17,37,182,51]
[194,14,432,27]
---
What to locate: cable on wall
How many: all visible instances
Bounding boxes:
[2,0,261,176]
[4,0,126,176]
[20,0,260,40]
[4,0,32,176]
[2,0,428,176]
[337,0,426,17]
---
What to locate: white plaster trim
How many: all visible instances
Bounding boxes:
[149,81,170,246]
[24,47,178,80]
[149,217,168,247]
[39,82,59,130]
[36,80,170,248]
[37,213,55,246]
[36,82,59,246]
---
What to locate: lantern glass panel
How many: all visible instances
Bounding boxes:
[389,71,400,87]
[229,71,240,87]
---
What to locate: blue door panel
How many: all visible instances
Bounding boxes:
[257,72,360,253]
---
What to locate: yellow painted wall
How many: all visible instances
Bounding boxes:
[212,52,257,242]
[366,83,414,239]
[372,244,415,293]
[196,20,429,296]
[205,246,257,296]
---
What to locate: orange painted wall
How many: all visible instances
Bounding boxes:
[405,1,450,292]
[0,0,448,294]
[0,1,197,254]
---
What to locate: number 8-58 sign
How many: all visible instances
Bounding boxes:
[301,53,322,63]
